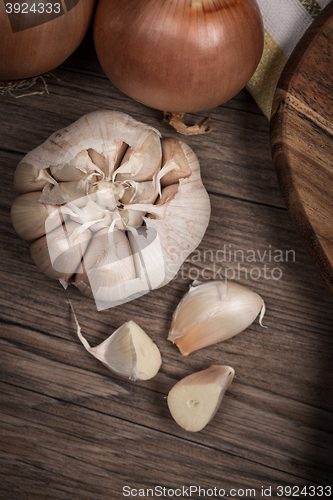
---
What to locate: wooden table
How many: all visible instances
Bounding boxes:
[1,30,332,500]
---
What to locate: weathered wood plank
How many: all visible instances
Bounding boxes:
[271,4,333,297]
[1,193,333,490]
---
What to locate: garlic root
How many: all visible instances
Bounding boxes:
[162,112,212,136]
[167,365,235,432]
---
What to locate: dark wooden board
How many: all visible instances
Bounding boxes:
[271,2,333,297]
[1,26,333,500]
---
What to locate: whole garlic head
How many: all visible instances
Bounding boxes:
[11,111,210,310]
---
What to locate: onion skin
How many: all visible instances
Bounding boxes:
[93,0,264,113]
[0,0,96,82]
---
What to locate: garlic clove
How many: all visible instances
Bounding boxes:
[114,129,162,182]
[14,162,51,195]
[30,220,91,281]
[38,180,97,206]
[143,140,210,287]
[76,226,134,281]
[58,181,98,207]
[75,226,145,309]
[127,321,162,380]
[19,111,162,177]
[117,208,147,228]
[50,150,99,182]
[11,192,65,242]
[75,227,109,277]
[155,184,179,206]
[168,281,266,355]
[88,148,109,175]
[106,141,130,179]
[38,182,70,205]
[70,304,161,381]
[120,180,158,205]
[122,184,179,220]
[127,226,166,291]
[159,137,192,188]
[167,365,235,432]
[88,141,128,180]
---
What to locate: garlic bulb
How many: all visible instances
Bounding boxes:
[11,111,210,310]
[168,281,266,355]
[167,365,235,432]
[70,303,161,381]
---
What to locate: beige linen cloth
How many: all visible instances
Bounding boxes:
[247,0,331,118]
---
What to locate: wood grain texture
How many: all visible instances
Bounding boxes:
[1,27,333,500]
[271,2,333,297]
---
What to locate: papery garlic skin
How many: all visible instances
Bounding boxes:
[11,191,65,242]
[167,365,235,432]
[11,111,210,310]
[169,281,265,355]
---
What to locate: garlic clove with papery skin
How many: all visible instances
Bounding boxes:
[159,137,192,188]
[120,180,158,205]
[167,365,235,432]
[50,150,99,182]
[75,226,141,308]
[11,111,210,310]
[14,162,51,194]
[168,281,266,356]
[114,130,162,182]
[70,303,162,381]
[30,220,91,281]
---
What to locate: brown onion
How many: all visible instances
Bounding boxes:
[0,0,96,82]
[93,0,264,114]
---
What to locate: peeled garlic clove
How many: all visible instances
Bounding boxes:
[71,305,161,381]
[11,192,65,242]
[30,220,91,281]
[167,365,235,432]
[169,281,266,356]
